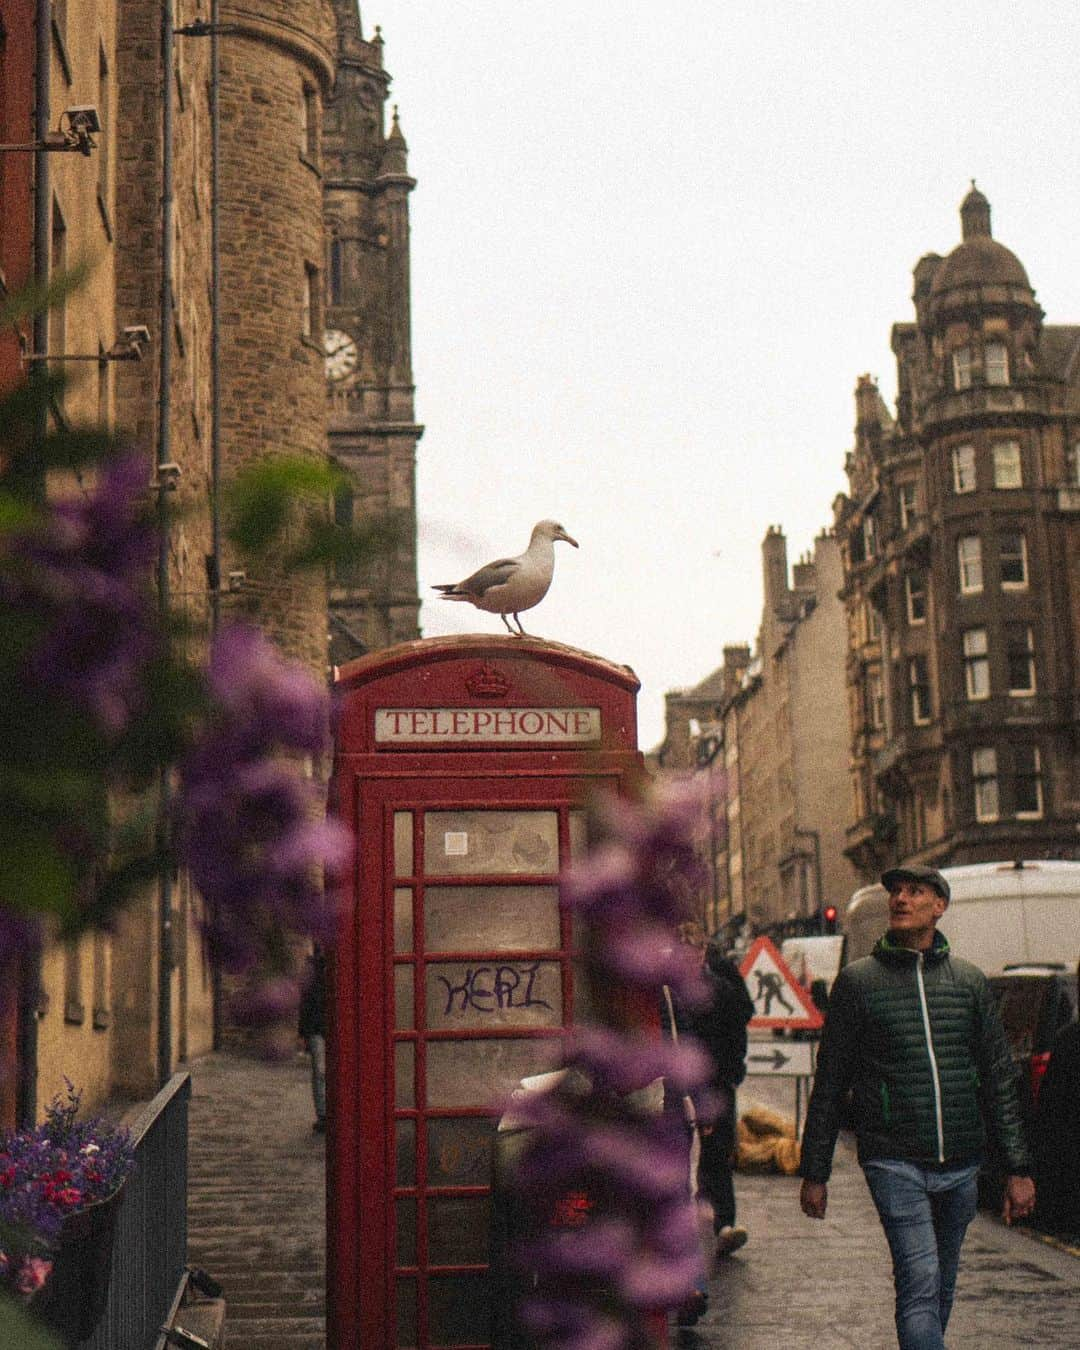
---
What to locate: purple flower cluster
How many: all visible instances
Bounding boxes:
[511,781,714,1349]
[0,1083,133,1299]
[175,624,351,1043]
[561,780,711,1010]
[5,454,157,737]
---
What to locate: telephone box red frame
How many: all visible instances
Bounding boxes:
[328,635,644,1350]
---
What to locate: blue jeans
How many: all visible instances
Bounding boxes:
[863,1159,980,1350]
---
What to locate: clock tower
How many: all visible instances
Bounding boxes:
[324,6,422,663]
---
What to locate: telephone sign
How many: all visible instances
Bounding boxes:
[328,635,643,1350]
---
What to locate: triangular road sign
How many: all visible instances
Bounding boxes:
[739,935,824,1029]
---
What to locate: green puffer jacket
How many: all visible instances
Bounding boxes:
[800,930,1029,1183]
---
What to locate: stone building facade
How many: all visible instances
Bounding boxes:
[658,528,860,939]
[324,5,421,666]
[837,187,1080,881]
[6,0,412,1122]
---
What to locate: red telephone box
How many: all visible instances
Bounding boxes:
[328,635,643,1349]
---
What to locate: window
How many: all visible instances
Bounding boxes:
[1069,443,1080,486]
[302,263,318,337]
[999,532,1028,589]
[898,481,918,531]
[862,513,877,560]
[1014,746,1043,819]
[1005,626,1036,696]
[329,237,344,306]
[972,747,999,822]
[909,654,931,725]
[962,628,990,700]
[866,670,885,730]
[300,83,318,160]
[957,535,983,594]
[952,346,973,390]
[992,441,1022,489]
[952,443,976,493]
[984,342,1009,386]
[866,602,881,640]
[905,573,927,625]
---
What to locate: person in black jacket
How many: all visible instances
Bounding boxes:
[1032,962,1080,1240]
[691,941,754,1257]
[799,865,1034,1350]
[298,946,327,1133]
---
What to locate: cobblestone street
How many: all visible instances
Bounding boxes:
[683,1077,1080,1348]
[183,1053,1079,1349]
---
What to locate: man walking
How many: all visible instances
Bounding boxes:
[798,865,1034,1350]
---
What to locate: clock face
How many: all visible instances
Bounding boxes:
[324,329,358,381]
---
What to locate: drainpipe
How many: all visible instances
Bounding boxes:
[18,0,54,1128]
[156,0,175,1089]
[208,0,223,1050]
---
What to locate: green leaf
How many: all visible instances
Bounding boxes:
[284,509,405,573]
[0,1294,62,1350]
[225,457,344,556]
[0,263,90,330]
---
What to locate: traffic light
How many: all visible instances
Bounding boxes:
[822,905,838,934]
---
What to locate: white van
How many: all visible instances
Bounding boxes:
[843,860,1080,974]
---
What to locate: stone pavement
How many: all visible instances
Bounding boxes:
[680,1078,1080,1349]
[182,1051,1079,1350]
[186,1051,326,1349]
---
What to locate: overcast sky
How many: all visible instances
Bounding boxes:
[364,2,1080,749]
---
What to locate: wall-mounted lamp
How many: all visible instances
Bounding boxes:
[0,105,102,156]
[22,325,152,365]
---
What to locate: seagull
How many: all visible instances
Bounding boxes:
[433,519,579,636]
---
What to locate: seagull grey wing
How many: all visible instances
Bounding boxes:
[453,557,520,597]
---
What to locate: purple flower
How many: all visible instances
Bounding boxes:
[175,624,352,1045]
[5,453,158,737]
[0,1081,133,1294]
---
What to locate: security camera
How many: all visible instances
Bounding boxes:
[227,570,246,591]
[64,106,102,134]
[123,325,151,352]
[157,462,182,490]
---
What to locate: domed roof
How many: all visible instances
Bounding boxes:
[930,184,1032,297]
[930,235,1031,294]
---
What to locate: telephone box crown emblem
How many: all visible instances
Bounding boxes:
[465,663,510,698]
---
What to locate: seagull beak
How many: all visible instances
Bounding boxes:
[557,528,579,548]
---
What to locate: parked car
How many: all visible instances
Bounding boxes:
[980,964,1077,1209]
[987,964,1078,1126]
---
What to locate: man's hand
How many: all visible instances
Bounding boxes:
[1002,1175,1035,1226]
[800,1179,828,1220]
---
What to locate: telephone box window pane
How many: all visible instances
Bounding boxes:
[395,1119,416,1186]
[394,888,413,953]
[426,1038,561,1109]
[429,1274,492,1346]
[428,1195,491,1267]
[394,812,413,876]
[395,1041,415,1108]
[424,885,560,952]
[425,961,562,1030]
[427,1118,496,1186]
[395,1278,417,1348]
[569,810,588,860]
[394,965,415,1030]
[395,1197,417,1266]
[424,811,558,876]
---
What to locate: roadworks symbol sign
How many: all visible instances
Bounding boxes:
[739,935,824,1030]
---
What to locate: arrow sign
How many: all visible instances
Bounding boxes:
[745,1040,813,1077]
[739,936,824,1030]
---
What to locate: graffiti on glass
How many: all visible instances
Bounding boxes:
[436,962,553,1017]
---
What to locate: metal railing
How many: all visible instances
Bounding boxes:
[81,1071,191,1350]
